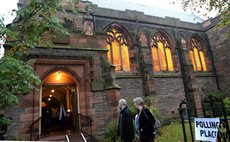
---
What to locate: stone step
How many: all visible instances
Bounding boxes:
[68,132,84,142]
[39,134,66,141]
[38,130,85,142]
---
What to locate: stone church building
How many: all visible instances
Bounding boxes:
[3,0,230,140]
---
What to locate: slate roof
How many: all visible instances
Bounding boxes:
[87,0,204,23]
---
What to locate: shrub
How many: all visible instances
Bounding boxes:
[103,120,121,142]
[223,97,230,115]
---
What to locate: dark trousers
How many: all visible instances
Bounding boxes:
[59,117,65,130]
[44,117,50,129]
[140,134,155,142]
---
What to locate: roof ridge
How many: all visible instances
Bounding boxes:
[88,0,204,23]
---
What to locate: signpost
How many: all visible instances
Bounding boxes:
[195,118,220,142]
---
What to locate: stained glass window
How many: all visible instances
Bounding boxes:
[106,27,130,71]
[189,37,207,71]
[150,32,174,72]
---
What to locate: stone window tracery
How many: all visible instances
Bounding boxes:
[106,27,130,71]
[189,37,207,71]
[151,32,174,72]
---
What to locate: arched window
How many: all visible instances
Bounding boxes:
[106,27,130,71]
[189,37,207,71]
[150,31,174,72]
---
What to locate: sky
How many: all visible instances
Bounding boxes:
[0,0,218,24]
[0,0,18,24]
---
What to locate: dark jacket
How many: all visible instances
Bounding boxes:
[138,107,155,138]
[118,106,134,140]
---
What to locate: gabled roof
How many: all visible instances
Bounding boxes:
[87,0,204,23]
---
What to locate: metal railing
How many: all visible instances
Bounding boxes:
[78,113,93,142]
[178,96,230,142]
[29,117,42,141]
[28,113,93,141]
[66,134,70,142]
[81,133,87,142]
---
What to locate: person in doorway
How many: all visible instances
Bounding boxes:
[51,105,59,130]
[58,101,67,130]
[42,101,51,134]
[117,99,134,142]
[133,97,155,142]
[51,105,59,119]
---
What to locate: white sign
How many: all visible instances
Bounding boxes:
[195,118,220,142]
[0,35,6,59]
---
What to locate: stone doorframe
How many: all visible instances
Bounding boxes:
[34,59,91,134]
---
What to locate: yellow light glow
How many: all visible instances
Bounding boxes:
[194,48,202,71]
[151,36,174,72]
[189,50,196,71]
[152,46,160,71]
[112,40,121,70]
[107,31,113,37]
[121,44,130,71]
[158,41,167,71]
[199,51,207,71]
[107,43,111,62]
[67,108,71,112]
[107,28,130,71]
[49,95,52,97]
[56,71,61,80]
[48,98,51,101]
[42,102,46,107]
[191,37,208,72]
[166,48,174,71]
[51,89,54,93]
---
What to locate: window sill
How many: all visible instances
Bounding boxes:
[115,72,141,79]
[195,72,215,77]
[153,72,182,78]
[153,71,214,78]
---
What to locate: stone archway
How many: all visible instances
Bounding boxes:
[40,70,80,134]
[30,59,92,139]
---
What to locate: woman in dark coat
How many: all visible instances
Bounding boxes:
[118,99,134,142]
[133,97,156,142]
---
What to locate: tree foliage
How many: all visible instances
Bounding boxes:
[0,0,74,50]
[0,0,86,109]
[174,0,230,37]
[0,56,41,109]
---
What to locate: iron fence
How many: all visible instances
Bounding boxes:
[178,96,229,142]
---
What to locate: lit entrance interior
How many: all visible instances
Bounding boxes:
[41,70,78,133]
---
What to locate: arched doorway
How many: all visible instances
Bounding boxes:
[40,70,80,134]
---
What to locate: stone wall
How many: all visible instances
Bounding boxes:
[204,18,230,94]
[91,91,108,139]
[116,77,143,99]
[116,75,187,119]
[153,77,185,117]
[3,1,225,141]
[91,90,120,140]
[117,75,185,118]
[4,105,27,140]
[196,76,218,92]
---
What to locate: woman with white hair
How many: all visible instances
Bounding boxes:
[133,97,156,142]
